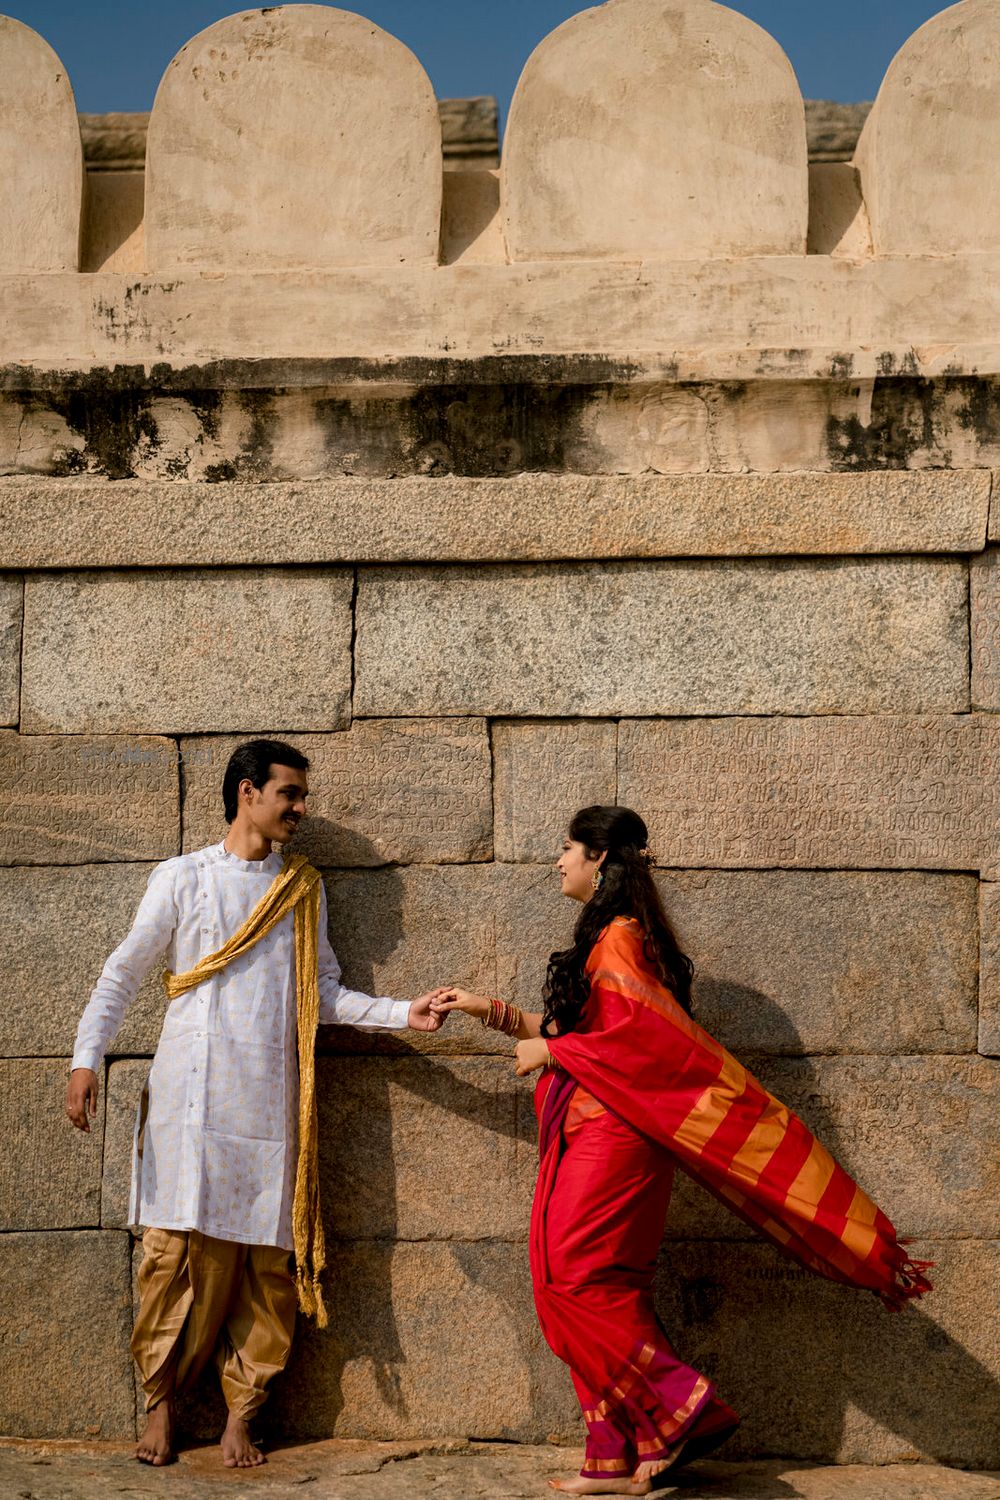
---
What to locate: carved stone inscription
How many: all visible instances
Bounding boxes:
[971,547,1000,710]
[978,883,1000,1057]
[618,716,1000,874]
[0,733,179,864]
[492,720,617,863]
[182,719,492,865]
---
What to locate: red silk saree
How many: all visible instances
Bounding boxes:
[530,917,930,1478]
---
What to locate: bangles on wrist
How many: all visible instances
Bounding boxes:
[480,998,523,1036]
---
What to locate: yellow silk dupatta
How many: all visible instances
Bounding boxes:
[164,852,328,1325]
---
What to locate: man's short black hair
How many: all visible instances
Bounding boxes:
[222,739,310,824]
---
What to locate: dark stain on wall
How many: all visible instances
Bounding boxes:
[315,383,591,477]
[826,376,1000,469]
[52,382,161,480]
[10,369,1000,478]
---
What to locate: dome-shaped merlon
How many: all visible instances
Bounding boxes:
[854,0,1000,257]
[0,15,82,272]
[145,4,442,273]
[501,0,808,262]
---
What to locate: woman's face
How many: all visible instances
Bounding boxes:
[556,837,604,903]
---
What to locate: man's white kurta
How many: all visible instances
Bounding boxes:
[72,842,410,1250]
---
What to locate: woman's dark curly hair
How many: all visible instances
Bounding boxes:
[541,805,693,1037]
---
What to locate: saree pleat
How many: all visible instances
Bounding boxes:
[530,1087,738,1476]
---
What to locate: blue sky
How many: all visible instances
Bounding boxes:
[6,1,949,118]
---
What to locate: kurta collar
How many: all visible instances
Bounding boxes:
[215,840,282,875]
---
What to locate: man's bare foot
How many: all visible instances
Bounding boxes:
[136,1401,175,1466]
[547,1478,649,1495]
[221,1413,266,1469]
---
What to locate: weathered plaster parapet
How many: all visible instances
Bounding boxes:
[5,257,1000,380]
[2,0,1000,372]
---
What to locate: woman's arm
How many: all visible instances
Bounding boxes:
[430,988,543,1039]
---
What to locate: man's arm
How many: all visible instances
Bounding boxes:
[65,862,178,1131]
[317,883,440,1032]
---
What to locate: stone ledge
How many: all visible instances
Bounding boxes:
[6,259,1000,379]
[0,472,988,567]
[0,1445,995,1499]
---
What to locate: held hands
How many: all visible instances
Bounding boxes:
[407,989,455,1032]
[65,1068,99,1131]
[429,987,491,1022]
[425,990,551,1074]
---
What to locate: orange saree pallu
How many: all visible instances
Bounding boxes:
[531,917,931,1478]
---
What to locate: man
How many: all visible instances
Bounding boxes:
[65,739,442,1469]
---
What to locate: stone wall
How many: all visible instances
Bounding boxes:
[0,0,998,1468]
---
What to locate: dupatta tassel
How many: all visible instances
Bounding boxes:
[880,1257,935,1312]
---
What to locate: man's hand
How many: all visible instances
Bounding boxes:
[407,991,450,1032]
[65,1068,99,1131]
[514,1037,552,1076]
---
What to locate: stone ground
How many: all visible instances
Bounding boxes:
[0,1440,996,1500]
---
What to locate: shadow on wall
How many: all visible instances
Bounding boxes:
[173,820,407,1441]
[662,980,1000,1468]
[174,871,998,1463]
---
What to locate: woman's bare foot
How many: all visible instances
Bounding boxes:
[632,1443,687,1488]
[220,1413,266,1468]
[136,1401,175,1466]
[547,1477,649,1495]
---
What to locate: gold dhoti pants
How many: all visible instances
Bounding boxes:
[131,1227,297,1419]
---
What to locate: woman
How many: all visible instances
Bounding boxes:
[432,806,931,1496]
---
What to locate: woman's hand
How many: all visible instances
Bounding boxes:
[514,1037,552,1076]
[429,987,492,1022]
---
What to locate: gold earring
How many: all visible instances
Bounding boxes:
[591,869,604,891]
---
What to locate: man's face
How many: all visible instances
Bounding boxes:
[240,763,309,844]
